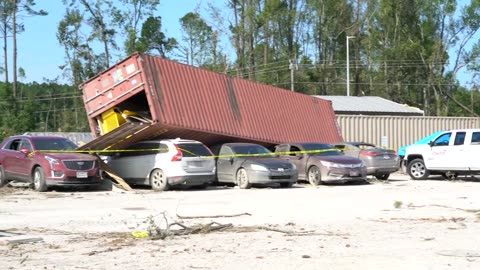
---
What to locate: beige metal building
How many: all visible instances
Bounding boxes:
[336,115,480,151]
[315,96,480,151]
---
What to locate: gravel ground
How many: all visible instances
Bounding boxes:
[1,173,480,270]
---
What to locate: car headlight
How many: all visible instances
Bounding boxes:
[250,164,268,171]
[45,156,60,166]
[320,161,341,168]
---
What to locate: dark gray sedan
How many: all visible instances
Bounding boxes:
[214,143,298,189]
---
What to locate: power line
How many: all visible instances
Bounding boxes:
[0,95,83,103]
[276,81,474,86]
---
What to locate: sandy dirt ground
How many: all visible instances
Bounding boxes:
[1,173,480,270]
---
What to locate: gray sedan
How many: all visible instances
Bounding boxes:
[214,143,298,189]
[333,142,399,180]
[275,143,367,185]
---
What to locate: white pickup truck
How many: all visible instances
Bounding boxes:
[404,129,480,180]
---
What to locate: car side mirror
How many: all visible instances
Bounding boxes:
[229,157,234,163]
[428,141,433,146]
[20,148,30,155]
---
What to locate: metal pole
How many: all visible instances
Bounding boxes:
[346,36,355,96]
[290,60,294,91]
[289,59,297,92]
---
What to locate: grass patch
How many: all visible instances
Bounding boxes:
[393,201,403,208]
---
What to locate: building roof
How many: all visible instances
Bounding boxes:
[314,96,424,116]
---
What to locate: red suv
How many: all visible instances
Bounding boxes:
[0,135,101,191]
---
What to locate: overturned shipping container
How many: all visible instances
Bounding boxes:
[79,53,342,151]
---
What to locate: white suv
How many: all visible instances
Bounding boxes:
[405,129,480,180]
[106,139,215,191]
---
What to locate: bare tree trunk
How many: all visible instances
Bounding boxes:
[247,0,255,80]
[231,0,244,77]
[12,0,17,98]
[263,0,268,66]
[2,23,8,84]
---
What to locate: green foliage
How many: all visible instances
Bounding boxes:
[178,12,214,66]
[136,16,177,57]
[0,82,89,141]
[111,0,161,54]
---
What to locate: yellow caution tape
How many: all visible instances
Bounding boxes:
[30,147,357,159]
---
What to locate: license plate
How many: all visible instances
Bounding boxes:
[189,161,204,167]
[349,171,359,177]
[76,171,88,178]
[383,155,390,159]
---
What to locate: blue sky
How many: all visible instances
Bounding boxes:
[15,0,201,83]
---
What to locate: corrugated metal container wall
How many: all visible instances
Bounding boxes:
[145,55,342,144]
[80,53,342,149]
[337,115,480,151]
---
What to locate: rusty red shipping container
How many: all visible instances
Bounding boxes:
[79,53,342,151]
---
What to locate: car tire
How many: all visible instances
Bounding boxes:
[375,173,390,180]
[0,166,8,187]
[236,168,251,189]
[150,169,169,191]
[308,165,322,186]
[407,159,430,180]
[279,182,293,188]
[33,167,48,192]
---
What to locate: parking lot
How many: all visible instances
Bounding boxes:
[1,173,480,270]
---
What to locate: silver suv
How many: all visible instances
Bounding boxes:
[106,139,215,191]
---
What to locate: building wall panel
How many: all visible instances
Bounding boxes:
[337,115,480,151]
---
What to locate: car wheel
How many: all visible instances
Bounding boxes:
[236,168,251,189]
[308,165,322,186]
[279,182,293,188]
[375,173,390,180]
[407,159,430,180]
[150,169,169,191]
[0,166,8,187]
[33,167,48,192]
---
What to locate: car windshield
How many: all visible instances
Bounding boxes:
[32,138,78,151]
[301,143,343,156]
[231,145,274,157]
[351,143,377,150]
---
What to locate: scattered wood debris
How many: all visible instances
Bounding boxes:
[176,212,251,219]
[0,230,43,246]
[436,250,480,257]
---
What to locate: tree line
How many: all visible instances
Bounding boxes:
[1,0,480,140]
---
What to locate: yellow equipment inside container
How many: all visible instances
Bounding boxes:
[100,107,126,135]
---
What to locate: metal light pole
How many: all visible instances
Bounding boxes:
[346,36,355,96]
[289,59,298,91]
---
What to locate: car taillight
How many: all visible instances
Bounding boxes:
[171,144,183,161]
[359,151,380,157]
